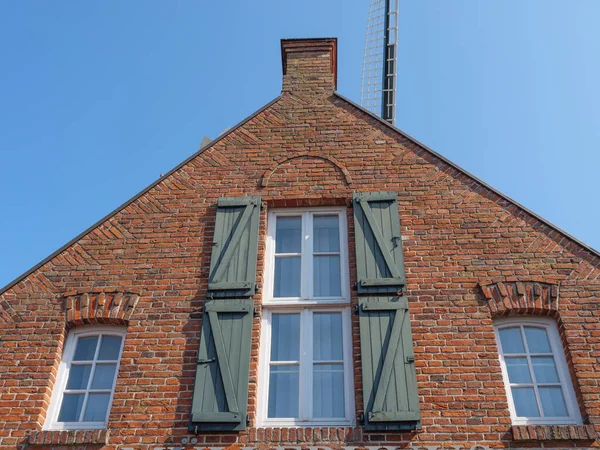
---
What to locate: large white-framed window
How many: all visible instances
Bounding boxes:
[258,207,354,426]
[44,326,126,430]
[494,317,582,425]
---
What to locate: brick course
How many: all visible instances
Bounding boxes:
[1,38,599,449]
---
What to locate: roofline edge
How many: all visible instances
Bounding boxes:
[0,96,281,296]
[334,92,600,260]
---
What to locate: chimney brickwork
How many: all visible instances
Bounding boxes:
[281,38,337,95]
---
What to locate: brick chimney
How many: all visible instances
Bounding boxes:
[281,38,337,95]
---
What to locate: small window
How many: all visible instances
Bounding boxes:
[45,326,125,430]
[494,317,581,425]
[258,208,354,426]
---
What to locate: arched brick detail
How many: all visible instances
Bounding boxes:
[479,279,559,316]
[260,152,352,187]
[63,290,140,327]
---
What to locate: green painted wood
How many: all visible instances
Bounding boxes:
[208,196,260,297]
[208,310,239,414]
[353,192,406,294]
[190,299,253,431]
[359,296,421,431]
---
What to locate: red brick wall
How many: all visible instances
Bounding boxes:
[1,39,599,450]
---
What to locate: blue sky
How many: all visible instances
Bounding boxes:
[1,1,599,288]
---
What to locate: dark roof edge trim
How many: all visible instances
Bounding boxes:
[334,92,600,260]
[0,96,281,296]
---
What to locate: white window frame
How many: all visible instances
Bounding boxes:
[44,325,126,430]
[258,207,354,427]
[263,207,350,306]
[494,317,582,425]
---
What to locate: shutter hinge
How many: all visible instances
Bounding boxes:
[197,358,216,364]
[405,356,415,364]
[354,304,360,315]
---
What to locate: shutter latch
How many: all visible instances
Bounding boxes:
[197,358,216,364]
[405,356,415,364]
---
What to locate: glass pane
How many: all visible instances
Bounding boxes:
[276,217,302,253]
[313,255,341,297]
[313,364,345,418]
[499,327,525,354]
[274,256,301,297]
[313,313,343,361]
[57,393,85,422]
[91,364,118,389]
[268,365,299,418]
[313,215,340,253]
[82,393,111,422]
[505,357,532,384]
[66,364,92,390]
[531,356,560,383]
[271,314,300,361]
[511,387,540,417]
[524,327,552,353]
[73,336,99,361]
[539,386,568,417]
[98,336,122,360]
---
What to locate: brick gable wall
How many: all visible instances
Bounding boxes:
[0,38,599,450]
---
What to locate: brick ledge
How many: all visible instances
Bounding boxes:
[512,424,596,441]
[27,429,109,446]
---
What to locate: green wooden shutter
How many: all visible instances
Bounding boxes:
[353,192,406,294]
[190,299,254,432]
[359,296,420,430]
[208,196,261,297]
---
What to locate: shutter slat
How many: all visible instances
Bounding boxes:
[207,311,239,414]
[208,196,260,297]
[359,296,420,430]
[190,299,253,431]
[353,192,406,294]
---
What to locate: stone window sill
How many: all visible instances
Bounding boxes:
[512,424,596,441]
[28,430,109,446]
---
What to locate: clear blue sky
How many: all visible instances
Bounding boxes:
[1,1,599,288]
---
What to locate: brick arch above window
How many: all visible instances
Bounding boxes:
[259,152,352,187]
[62,290,140,327]
[479,278,559,316]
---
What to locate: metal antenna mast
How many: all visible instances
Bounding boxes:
[360,0,399,125]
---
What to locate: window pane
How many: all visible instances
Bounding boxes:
[313,313,343,361]
[524,327,552,353]
[66,364,92,390]
[531,356,560,383]
[268,365,299,418]
[271,314,300,361]
[276,217,302,253]
[539,386,568,417]
[98,336,122,360]
[499,327,525,354]
[274,256,301,297]
[313,364,345,418]
[73,336,99,361]
[82,393,111,422]
[505,357,532,384]
[58,393,85,422]
[511,387,540,417]
[313,215,340,253]
[313,255,341,297]
[90,364,118,390]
